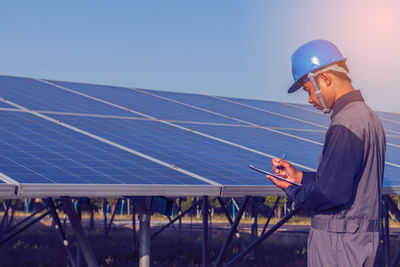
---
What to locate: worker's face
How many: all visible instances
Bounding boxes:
[302,73,335,110]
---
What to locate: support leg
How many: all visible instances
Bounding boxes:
[0,200,11,233]
[384,199,390,267]
[224,207,300,267]
[105,199,121,236]
[151,199,201,239]
[132,202,137,252]
[215,196,251,267]
[251,199,259,261]
[103,198,108,236]
[216,197,246,250]
[61,196,98,267]
[261,196,281,235]
[202,196,209,267]
[138,211,151,267]
[45,198,77,267]
[178,198,182,238]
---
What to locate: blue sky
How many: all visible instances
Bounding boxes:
[1,1,399,113]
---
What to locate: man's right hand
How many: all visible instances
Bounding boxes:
[266,158,303,190]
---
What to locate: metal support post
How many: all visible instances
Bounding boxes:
[251,199,258,240]
[0,200,11,233]
[76,199,83,267]
[250,199,259,261]
[202,196,209,267]
[225,207,300,267]
[103,198,108,235]
[89,200,95,232]
[178,198,182,237]
[384,199,390,267]
[261,196,281,235]
[120,199,125,218]
[151,199,201,239]
[209,207,212,240]
[105,199,121,236]
[215,196,251,267]
[132,202,137,251]
[45,198,77,267]
[216,197,246,250]
[7,200,17,229]
[0,204,48,237]
[0,203,61,246]
[138,212,151,267]
[61,196,98,267]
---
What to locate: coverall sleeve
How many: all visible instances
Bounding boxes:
[285,124,364,211]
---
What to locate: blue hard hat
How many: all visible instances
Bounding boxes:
[288,40,346,93]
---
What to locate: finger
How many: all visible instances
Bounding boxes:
[266,175,290,190]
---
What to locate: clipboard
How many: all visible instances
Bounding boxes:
[249,165,302,186]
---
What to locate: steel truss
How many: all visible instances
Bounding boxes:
[1,195,399,266]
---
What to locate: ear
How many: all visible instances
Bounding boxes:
[318,72,332,87]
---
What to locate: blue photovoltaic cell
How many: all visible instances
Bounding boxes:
[378,111,400,123]
[386,145,400,166]
[0,76,138,116]
[224,97,331,128]
[49,115,319,185]
[141,90,324,130]
[387,136,400,146]
[0,110,206,185]
[380,120,400,134]
[47,80,241,124]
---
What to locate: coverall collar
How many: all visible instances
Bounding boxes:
[331,90,364,120]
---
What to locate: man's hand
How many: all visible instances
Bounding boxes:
[266,158,303,190]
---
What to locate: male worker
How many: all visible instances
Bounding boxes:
[266,39,386,267]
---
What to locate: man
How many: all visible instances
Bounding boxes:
[267,39,386,267]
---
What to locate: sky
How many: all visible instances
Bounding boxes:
[1,0,399,113]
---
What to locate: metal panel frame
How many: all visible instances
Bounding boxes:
[0,184,17,197]
[16,183,221,197]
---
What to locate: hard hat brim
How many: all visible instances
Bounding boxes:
[288,76,307,93]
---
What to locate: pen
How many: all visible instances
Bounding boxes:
[277,150,289,170]
[280,150,289,161]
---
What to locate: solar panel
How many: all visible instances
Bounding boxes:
[0,75,399,197]
[0,110,219,197]
[46,80,241,124]
[0,75,141,117]
[48,115,303,187]
[139,90,325,130]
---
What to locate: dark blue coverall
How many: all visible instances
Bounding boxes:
[286,90,386,267]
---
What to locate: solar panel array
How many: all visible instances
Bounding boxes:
[0,75,399,197]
